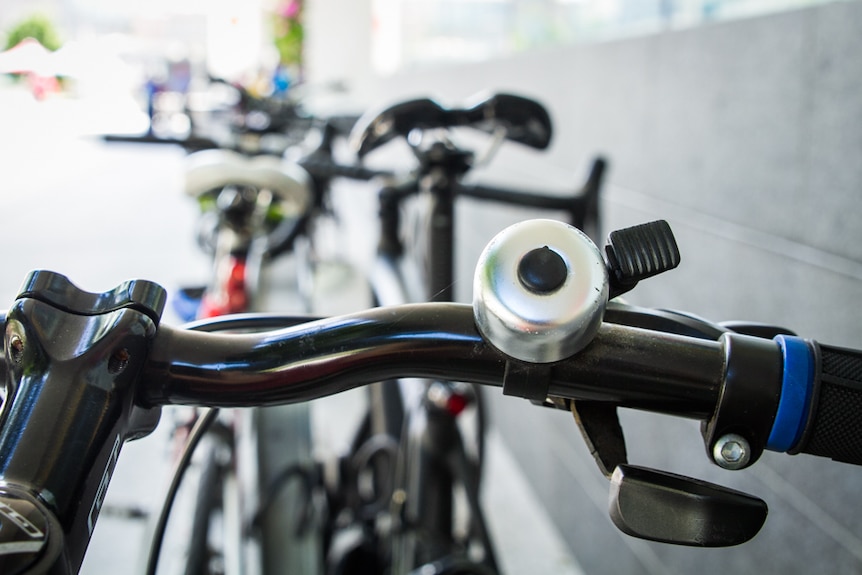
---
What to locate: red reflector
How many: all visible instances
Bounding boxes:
[446,393,469,417]
[199,258,248,318]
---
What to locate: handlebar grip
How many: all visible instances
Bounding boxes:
[792,343,862,465]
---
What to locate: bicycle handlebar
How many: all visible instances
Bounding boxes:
[4,277,858,462]
[297,156,394,182]
[101,133,221,152]
[137,303,719,415]
[2,218,862,571]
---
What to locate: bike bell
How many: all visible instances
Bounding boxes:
[473,219,608,363]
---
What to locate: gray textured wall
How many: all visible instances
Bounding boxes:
[359,3,862,573]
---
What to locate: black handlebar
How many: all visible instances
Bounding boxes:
[2,266,862,570]
[7,281,857,457]
[138,304,723,417]
[101,133,221,152]
[298,157,393,182]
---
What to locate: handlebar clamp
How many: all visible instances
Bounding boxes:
[16,270,167,326]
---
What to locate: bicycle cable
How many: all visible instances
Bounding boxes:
[144,407,220,575]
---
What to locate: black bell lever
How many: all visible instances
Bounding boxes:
[605,220,681,300]
[609,465,768,547]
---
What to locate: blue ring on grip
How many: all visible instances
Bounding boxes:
[766,335,815,452]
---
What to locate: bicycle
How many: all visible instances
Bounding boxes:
[172,91,603,575]
[2,215,861,575]
[103,93,391,574]
[168,121,402,575]
[104,103,386,319]
[305,92,607,574]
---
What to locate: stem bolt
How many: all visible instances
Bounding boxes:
[108,348,130,375]
[9,334,24,364]
[713,434,751,470]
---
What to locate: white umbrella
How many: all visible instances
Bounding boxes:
[49,40,129,79]
[0,38,56,76]
[0,38,53,75]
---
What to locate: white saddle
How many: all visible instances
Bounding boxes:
[183,149,313,217]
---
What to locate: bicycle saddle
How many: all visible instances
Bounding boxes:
[183,149,313,218]
[351,92,553,158]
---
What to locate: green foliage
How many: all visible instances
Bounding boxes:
[272,1,303,67]
[4,13,62,52]
[274,19,303,66]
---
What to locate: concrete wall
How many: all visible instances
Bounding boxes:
[309,2,862,573]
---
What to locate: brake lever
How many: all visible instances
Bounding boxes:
[569,401,768,547]
[609,465,767,547]
[576,219,768,546]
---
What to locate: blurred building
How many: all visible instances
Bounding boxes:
[1,0,271,84]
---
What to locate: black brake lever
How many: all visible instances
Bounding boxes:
[609,465,768,547]
[569,403,769,547]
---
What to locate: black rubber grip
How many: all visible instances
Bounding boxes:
[794,344,862,465]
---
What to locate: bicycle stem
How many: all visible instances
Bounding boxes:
[0,297,162,574]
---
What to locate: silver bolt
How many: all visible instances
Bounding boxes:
[108,348,130,375]
[713,433,751,470]
[9,334,24,364]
